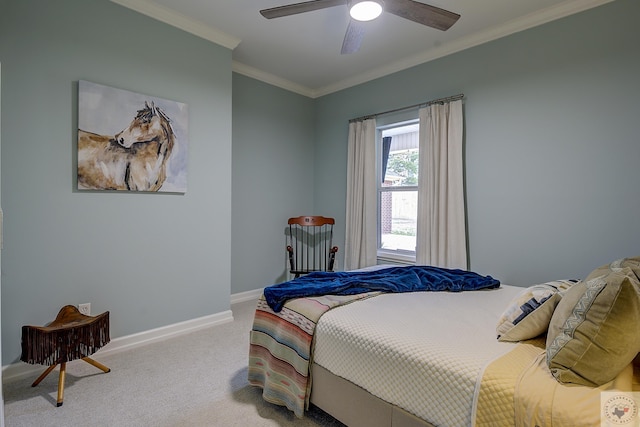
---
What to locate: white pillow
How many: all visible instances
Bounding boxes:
[496,280,577,342]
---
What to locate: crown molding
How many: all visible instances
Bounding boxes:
[112,0,615,98]
[110,0,241,50]
[232,61,315,98]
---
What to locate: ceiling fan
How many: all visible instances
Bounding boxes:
[260,0,460,54]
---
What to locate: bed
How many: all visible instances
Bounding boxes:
[248,260,640,426]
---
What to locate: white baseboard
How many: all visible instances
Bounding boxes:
[2,309,234,383]
[230,288,263,304]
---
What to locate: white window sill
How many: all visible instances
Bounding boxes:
[376,250,416,265]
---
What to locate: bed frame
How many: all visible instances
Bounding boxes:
[310,353,640,426]
[310,364,434,427]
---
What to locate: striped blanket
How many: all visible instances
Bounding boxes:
[248,292,379,417]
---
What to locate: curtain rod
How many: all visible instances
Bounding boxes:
[348,93,464,123]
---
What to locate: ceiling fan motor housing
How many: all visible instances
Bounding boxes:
[349,0,384,21]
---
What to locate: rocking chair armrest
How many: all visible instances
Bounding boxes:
[286,245,295,270]
[328,246,338,271]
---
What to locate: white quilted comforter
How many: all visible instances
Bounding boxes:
[313,286,523,427]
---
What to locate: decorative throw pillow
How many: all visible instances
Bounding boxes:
[585,256,640,282]
[546,264,640,387]
[496,280,577,342]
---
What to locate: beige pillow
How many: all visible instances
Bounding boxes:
[546,265,640,386]
[586,256,640,282]
[496,280,576,342]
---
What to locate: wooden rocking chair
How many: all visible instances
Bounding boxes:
[21,305,111,407]
[287,216,339,278]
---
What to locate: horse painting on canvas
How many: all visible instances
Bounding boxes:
[78,101,176,191]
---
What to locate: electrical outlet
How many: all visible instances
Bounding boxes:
[78,303,91,316]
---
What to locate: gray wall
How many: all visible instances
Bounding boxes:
[232,74,315,293]
[0,0,232,363]
[314,0,640,286]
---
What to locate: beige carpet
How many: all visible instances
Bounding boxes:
[3,300,346,427]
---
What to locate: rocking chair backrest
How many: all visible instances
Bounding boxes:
[287,216,338,278]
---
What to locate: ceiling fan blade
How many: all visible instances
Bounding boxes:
[384,0,460,31]
[341,19,366,54]
[260,0,347,19]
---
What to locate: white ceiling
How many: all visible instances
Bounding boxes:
[111,0,614,97]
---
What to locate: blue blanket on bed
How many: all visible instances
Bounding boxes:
[264,265,500,312]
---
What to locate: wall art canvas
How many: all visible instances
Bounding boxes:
[77,80,188,192]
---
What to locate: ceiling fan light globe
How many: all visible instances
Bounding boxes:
[349,0,383,22]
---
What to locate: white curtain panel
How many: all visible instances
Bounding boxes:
[416,100,468,269]
[344,118,378,270]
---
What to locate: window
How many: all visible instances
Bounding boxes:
[377,120,419,263]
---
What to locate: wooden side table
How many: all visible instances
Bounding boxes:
[21,305,111,406]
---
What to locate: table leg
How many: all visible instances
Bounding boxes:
[82,357,110,373]
[32,364,57,387]
[56,362,66,407]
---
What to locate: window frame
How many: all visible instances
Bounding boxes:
[376,117,420,264]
